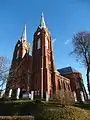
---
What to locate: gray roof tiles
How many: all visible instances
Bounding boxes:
[57,66,80,75]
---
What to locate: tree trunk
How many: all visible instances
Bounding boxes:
[86,67,90,95]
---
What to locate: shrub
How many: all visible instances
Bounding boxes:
[34,99,41,103]
[0,116,35,120]
[0,94,10,101]
[52,90,74,105]
[38,106,89,120]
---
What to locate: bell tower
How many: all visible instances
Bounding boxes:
[32,13,56,98]
[11,24,30,68]
[6,24,31,97]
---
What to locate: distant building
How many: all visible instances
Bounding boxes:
[57,67,88,102]
[5,13,87,102]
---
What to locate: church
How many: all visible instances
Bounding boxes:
[5,13,88,102]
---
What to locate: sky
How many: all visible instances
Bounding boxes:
[0,0,90,91]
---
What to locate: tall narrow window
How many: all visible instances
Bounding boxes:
[64,82,66,90]
[58,80,61,90]
[37,38,40,49]
[45,38,48,49]
[16,50,19,59]
[68,84,70,91]
[37,32,40,35]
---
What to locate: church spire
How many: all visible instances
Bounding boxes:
[39,12,46,29]
[23,24,27,40]
[21,24,27,42]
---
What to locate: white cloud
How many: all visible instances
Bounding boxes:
[52,38,56,43]
[64,39,71,45]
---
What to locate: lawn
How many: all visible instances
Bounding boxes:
[0,99,90,120]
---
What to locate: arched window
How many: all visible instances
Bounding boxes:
[45,38,48,49]
[37,38,40,49]
[58,80,61,90]
[68,84,70,91]
[37,32,40,35]
[63,82,66,90]
[16,50,19,59]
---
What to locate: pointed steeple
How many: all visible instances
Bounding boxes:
[39,12,46,29]
[21,24,27,42]
[23,24,27,40]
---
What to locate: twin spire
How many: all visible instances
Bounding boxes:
[21,24,27,42]
[20,12,46,41]
[39,12,46,29]
[23,24,27,40]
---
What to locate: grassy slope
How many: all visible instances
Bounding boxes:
[0,100,90,120]
[39,104,90,120]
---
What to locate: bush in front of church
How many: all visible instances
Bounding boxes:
[52,89,74,105]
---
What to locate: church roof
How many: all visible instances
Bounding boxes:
[57,66,80,75]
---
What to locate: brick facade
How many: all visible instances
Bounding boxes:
[58,67,88,102]
[5,14,87,102]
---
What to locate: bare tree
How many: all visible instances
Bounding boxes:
[71,31,90,95]
[0,56,10,90]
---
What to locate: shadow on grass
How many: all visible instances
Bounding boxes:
[0,100,43,116]
[74,102,90,110]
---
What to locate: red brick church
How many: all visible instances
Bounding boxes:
[6,13,88,102]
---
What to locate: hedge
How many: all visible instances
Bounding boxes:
[0,116,35,120]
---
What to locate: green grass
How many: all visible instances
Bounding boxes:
[38,105,90,120]
[0,99,90,120]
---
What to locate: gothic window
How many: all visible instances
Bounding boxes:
[16,50,19,59]
[68,84,70,91]
[45,38,48,49]
[49,73,51,83]
[48,54,50,61]
[17,44,20,47]
[64,82,66,90]
[37,38,40,49]
[58,80,61,90]
[75,80,80,89]
[49,65,52,71]
[37,32,40,35]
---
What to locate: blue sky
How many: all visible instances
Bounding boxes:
[0,0,90,91]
